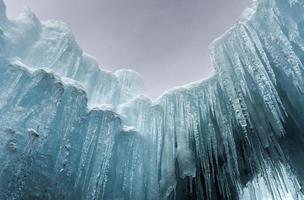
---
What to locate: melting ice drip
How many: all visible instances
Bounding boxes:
[0,0,304,199]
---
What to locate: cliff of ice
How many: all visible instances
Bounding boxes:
[1,0,304,199]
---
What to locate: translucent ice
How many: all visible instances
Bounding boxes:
[1,0,304,199]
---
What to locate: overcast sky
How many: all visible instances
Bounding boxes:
[5,0,252,99]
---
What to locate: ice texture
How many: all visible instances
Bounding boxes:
[1,0,304,199]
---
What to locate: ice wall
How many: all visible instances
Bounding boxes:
[0,4,145,107]
[0,0,6,23]
[0,0,304,199]
[0,60,157,200]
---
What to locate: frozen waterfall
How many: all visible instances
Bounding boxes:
[0,0,304,199]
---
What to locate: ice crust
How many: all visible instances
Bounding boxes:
[1,0,304,199]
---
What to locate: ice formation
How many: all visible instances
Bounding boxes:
[0,0,304,199]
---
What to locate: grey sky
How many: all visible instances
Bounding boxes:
[5,0,252,99]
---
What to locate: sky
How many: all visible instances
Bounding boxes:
[5,0,252,99]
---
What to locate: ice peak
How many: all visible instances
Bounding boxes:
[115,69,146,100]
[17,7,40,25]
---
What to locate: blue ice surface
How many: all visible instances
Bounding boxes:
[1,0,304,199]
